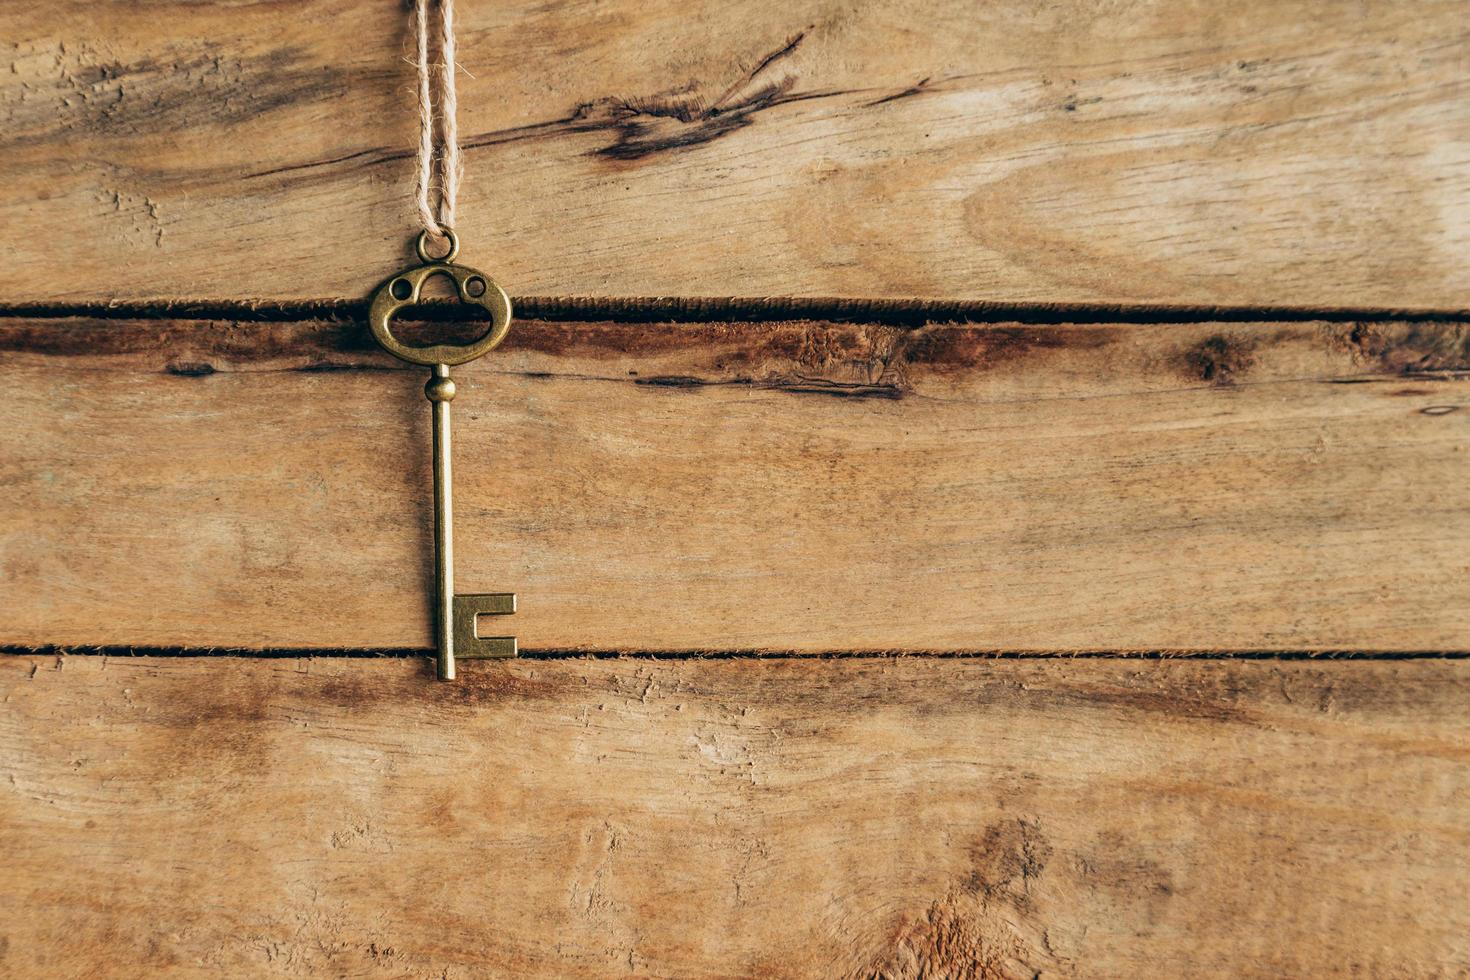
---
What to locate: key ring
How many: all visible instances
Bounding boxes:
[368,229,513,366]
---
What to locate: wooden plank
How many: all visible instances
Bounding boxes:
[1,316,1466,652]
[2,0,1467,308]
[1,655,1467,977]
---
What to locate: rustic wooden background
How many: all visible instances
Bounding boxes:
[2,1,1468,977]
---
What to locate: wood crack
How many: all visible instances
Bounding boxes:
[5,646,1469,661]
[3,299,1469,326]
[242,30,846,179]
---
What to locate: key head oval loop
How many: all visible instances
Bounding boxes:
[368,262,513,367]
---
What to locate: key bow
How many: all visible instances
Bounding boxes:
[368,230,512,368]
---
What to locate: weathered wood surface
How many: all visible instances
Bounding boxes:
[2,316,1466,652]
[3,0,1468,308]
[1,656,1467,978]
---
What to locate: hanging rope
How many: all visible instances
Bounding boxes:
[414,0,460,247]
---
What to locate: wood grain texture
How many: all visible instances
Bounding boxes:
[1,655,1468,978]
[2,316,1467,652]
[2,0,1468,307]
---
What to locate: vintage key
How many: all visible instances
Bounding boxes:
[368,229,517,680]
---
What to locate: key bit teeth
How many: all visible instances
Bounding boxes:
[453,593,518,659]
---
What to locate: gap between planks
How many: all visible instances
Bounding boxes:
[5,646,1469,661]
[1,297,1469,327]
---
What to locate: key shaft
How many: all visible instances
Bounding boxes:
[426,364,458,680]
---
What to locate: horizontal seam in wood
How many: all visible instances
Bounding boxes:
[4,646,1468,661]
[1,298,1468,327]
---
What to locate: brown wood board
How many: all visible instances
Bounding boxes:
[2,316,1466,652]
[2,0,1468,307]
[2,655,1468,978]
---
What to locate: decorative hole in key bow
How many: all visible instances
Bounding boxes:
[389,272,498,348]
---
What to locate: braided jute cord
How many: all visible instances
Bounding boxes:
[414,0,460,249]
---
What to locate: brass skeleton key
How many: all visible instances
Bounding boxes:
[369,230,517,680]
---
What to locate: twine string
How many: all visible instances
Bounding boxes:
[414,0,460,245]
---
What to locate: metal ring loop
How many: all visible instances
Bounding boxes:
[416,228,460,264]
